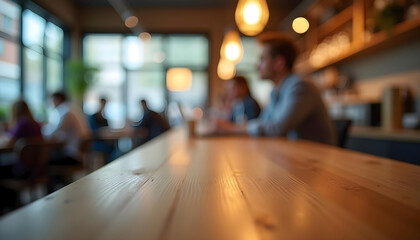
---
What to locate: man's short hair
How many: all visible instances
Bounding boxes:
[52,91,68,102]
[257,32,299,70]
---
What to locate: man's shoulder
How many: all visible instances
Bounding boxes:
[287,74,318,92]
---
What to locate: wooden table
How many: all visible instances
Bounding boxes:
[0,128,419,240]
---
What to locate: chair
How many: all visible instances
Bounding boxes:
[333,119,353,148]
[0,137,51,206]
[48,138,92,189]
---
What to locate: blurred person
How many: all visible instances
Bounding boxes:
[216,32,336,145]
[0,100,42,178]
[89,98,109,132]
[133,99,170,143]
[4,100,42,147]
[87,97,117,162]
[226,75,261,123]
[44,91,91,165]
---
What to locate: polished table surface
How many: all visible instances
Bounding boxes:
[0,128,419,240]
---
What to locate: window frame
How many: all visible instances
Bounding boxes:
[0,0,70,120]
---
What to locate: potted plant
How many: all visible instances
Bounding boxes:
[65,58,98,106]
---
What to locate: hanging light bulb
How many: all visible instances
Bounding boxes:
[217,59,236,80]
[220,29,243,64]
[235,0,269,36]
[167,68,192,91]
[217,58,236,80]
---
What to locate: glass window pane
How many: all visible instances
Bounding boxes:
[127,71,166,122]
[47,57,63,94]
[168,71,207,109]
[0,38,20,116]
[165,35,208,67]
[122,35,166,70]
[46,22,63,55]
[143,34,164,64]
[0,0,21,37]
[83,34,122,65]
[23,48,44,121]
[0,78,19,120]
[22,10,46,50]
[0,38,19,78]
[122,36,145,70]
[239,37,259,66]
[84,65,125,128]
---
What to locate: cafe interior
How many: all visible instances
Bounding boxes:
[0,0,419,239]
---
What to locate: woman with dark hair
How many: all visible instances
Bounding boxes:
[6,99,42,147]
[0,100,42,180]
[226,75,261,123]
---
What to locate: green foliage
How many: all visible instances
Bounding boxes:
[0,105,8,121]
[374,2,406,32]
[65,59,98,101]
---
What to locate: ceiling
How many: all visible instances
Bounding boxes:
[73,0,302,9]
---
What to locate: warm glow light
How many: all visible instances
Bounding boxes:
[225,43,241,62]
[235,0,269,36]
[124,16,138,28]
[220,30,243,63]
[292,17,310,34]
[139,32,151,42]
[167,68,192,92]
[243,2,261,24]
[217,58,236,80]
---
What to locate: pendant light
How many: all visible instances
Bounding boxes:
[220,29,243,64]
[167,68,192,91]
[235,0,269,36]
[217,58,236,80]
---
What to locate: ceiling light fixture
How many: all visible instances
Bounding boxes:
[235,0,269,36]
[220,29,243,64]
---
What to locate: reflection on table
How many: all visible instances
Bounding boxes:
[0,128,419,239]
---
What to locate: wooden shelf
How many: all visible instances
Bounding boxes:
[297,16,420,75]
[317,6,353,40]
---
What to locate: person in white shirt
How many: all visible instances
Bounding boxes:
[45,91,91,164]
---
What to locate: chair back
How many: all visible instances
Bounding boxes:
[333,119,353,148]
[14,137,51,179]
[78,138,92,166]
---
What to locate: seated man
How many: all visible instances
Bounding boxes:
[88,97,117,162]
[134,99,170,143]
[217,32,336,145]
[44,91,91,164]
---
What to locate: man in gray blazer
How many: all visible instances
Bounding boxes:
[217,32,336,145]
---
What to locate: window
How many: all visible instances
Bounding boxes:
[2,15,13,33]
[22,9,64,120]
[83,33,209,128]
[0,1,66,122]
[0,38,3,55]
[0,0,20,120]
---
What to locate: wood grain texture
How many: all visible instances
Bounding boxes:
[0,129,419,240]
[163,139,260,240]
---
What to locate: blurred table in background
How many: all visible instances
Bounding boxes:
[0,128,419,239]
